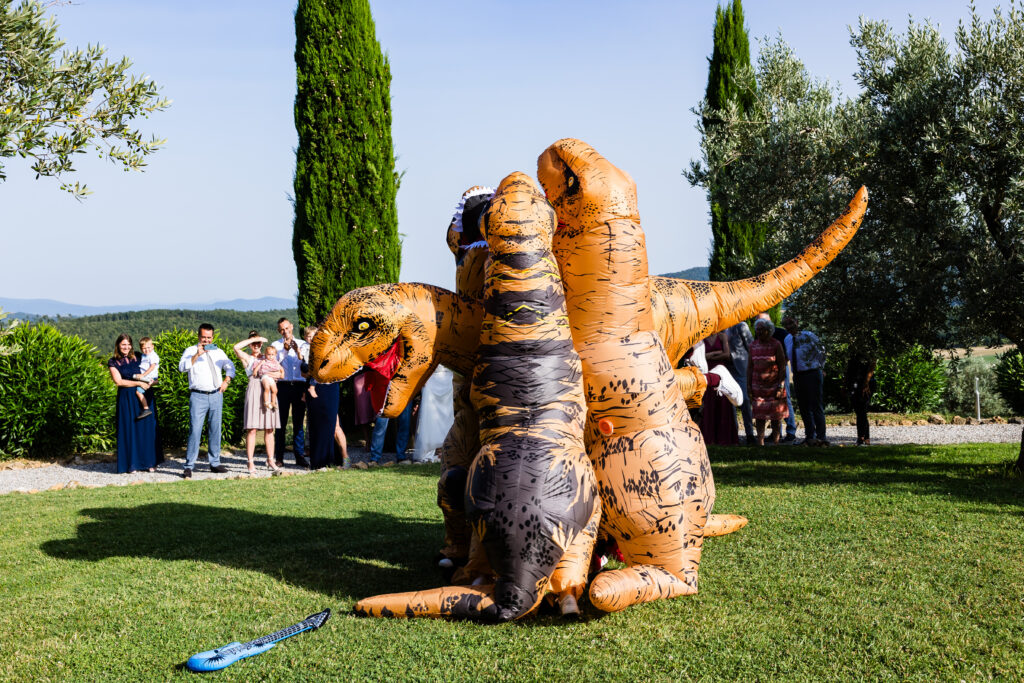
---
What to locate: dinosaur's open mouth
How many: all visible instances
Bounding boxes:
[364,338,403,415]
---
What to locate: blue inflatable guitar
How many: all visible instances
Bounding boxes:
[186,609,331,673]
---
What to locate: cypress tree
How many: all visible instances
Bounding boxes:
[704,0,759,282]
[293,0,400,326]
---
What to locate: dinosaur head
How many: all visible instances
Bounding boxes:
[310,284,436,418]
[481,172,553,251]
[536,138,638,228]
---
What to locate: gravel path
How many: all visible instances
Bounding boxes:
[1,424,1020,496]
[0,443,413,496]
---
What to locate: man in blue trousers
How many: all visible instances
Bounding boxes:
[178,323,236,478]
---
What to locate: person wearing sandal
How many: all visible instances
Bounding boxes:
[233,331,282,475]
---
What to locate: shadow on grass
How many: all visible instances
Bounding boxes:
[41,504,444,599]
[707,444,1024,508]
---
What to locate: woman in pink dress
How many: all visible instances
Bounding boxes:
[747,318,789,445]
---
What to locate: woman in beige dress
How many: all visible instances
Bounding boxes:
[233,331,282,474]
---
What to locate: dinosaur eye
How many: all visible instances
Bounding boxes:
[355,319,374,333]
[563,166,580,196]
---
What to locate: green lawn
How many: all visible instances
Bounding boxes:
[1,444,1022,681]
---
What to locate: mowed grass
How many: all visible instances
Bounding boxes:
[1,444,1022,681]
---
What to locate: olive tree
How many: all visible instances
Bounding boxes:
[687,3,1024,468]
[0,0,169,197]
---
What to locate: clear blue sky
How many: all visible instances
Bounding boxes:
[1,0,1002,307]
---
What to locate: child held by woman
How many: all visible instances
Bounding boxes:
[132,336,159,420]
[252,348,284,410]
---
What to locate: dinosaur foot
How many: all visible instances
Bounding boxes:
[704,514,749,537]
[589,564,697,613]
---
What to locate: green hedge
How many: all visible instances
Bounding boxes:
[152,328,247,449]
[994,348,1024,415]
[0,323,115,458]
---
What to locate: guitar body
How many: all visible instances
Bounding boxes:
[186,642,275,672]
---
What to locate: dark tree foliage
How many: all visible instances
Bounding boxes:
[704,0,765,282]
[293,0,400,327]
[41,309,298,356]
[688,5,1024,467]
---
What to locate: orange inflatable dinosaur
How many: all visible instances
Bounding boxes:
[536,137,865,611]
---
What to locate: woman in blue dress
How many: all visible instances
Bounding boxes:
[107,334,162,473]
[302,325,348,469]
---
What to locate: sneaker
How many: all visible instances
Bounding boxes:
[210,465,229,473]
[709,365,743,407]
[135,409,153,421]
[182,469,193,479]
[352,461,369,470]
[397,458,413,466]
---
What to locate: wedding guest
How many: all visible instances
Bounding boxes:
[748,318,789,445]
[177,323,235,478]
[271,317,309,468]
[107,334,162,474]
[233,332,282,475]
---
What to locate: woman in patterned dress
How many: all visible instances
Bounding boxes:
[747,318,789,445]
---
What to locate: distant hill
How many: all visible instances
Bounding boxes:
[659,266,709,281]
[0,296,296,317]
[23,308,299,355]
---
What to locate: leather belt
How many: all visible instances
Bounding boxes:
[190,388,218,394]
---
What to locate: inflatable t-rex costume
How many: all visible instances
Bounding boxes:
[309,144,867,617]
[351,173,599,620]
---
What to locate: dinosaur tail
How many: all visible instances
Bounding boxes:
[352,584,538,622]
[704,513,748,537]
[685,187,868,338]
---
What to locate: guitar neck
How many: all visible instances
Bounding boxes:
[248,621,309,648]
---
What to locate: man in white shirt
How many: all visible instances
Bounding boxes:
[271,317,310,468]
[177,323,236,478]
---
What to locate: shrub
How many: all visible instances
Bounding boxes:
[993,348,1024,415]
[152,328,247,449]
[944,356,1009,417]
[0,323,115,458]
[873,344,947,413]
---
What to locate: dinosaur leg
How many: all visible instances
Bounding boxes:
[548,503,601,616]
[436,384,479,565]
[588,423,713,613]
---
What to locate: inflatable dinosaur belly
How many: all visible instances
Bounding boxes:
[463,172,597,620]
[539,138,714,611]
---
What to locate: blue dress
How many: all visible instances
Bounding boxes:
[307,382,340,469]
[109,357,163,473]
